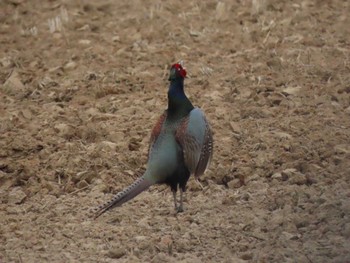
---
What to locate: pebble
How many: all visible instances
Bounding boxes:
[8,187,27,204]
[54,123,73,138]
[227,178,242,189]
[271,172,282,179]
[64,61,78,70]
[107,247,126,259]
[289,173,307,185]
[282,86,301,96]
[79,39,91,45]
[3,70,25,93]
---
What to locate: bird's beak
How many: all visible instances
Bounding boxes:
[168,68,176,81]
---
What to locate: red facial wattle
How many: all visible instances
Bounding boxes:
[171,63,187,78]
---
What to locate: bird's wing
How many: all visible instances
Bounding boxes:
[176,108,213,177]
[148,110,167,157]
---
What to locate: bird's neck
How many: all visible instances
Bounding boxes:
[167,79,194,119]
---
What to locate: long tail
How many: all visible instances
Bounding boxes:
[91,175,153,219]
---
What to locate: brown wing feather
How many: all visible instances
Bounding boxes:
[176,114,213,177]
[176,118,198,173]
[194,119,213,177]
[148,111,167,157]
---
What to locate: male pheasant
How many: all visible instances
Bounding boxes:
[92,62,213,218]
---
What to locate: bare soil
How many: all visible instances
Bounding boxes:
[1,0,350,262]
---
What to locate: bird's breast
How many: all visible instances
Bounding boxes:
[146,127,182,183]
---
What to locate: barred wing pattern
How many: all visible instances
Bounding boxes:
[148,111,167,157]
[176,108,213,177]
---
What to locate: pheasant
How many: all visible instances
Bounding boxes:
[92,62,213,218]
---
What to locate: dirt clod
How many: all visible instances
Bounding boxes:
[107,247,126,259]
[8,187,27,204]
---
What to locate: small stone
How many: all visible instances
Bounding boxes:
[107,247,126,259]
[8,187,27,204]
[282,86,301,96]
[266,58,282,71]
[39,76,58,89]
[227,178,242,189]
[281,168,297,179]
[288,172,307,185]
[138,241,151,251]
[241,252,253,260]
[21,109,32,120]
[135,235,147,242]
[77,24,90,31]
[282,231,299,240]
[77,180,89,189]
[0,56,14,68]
[281,168,307,184]
[228,257,247,263]
[334,144,350,154]
[42,180,59,193]
[137,218,150,228]
[272,131,292,139]
[112,36,120,42]
[229,122,241,134]
[78,39,91,45]
[48,66,64,74]
[54,123,74,138]
[100,141,118,151]
[151,252,172,263]
[241,193,250,201]
[245,173,259,183]
[116,47,126,56]
[91,181,107,193]
[6,206,22,214]
[64,61,78,70]
[271,172,282,179]
[222,194,237,205]
[189,30,201,37]
[3,70,25,93]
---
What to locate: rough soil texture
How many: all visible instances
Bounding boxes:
[1,0,350,262]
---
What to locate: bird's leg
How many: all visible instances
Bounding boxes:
[177,189,184,213]
[172,190,177,210]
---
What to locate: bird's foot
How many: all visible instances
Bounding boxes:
[195,178,204,190]
[176,205,184,213]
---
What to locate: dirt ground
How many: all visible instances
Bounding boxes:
[1,0,350,262]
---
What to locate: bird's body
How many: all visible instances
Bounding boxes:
[92,62,213,218]
[146,114,189,188]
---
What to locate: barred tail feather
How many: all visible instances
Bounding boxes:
[92,176,153,219]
